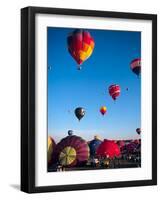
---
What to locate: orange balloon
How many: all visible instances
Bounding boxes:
[100,106,107,115]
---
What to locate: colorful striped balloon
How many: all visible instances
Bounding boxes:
[53,135,90,167]
[100,106,107,115]
[130,58,141,76]
[109,84,121,101]
[67,29,95,70]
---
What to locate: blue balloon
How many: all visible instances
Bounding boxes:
[89,139,102,157]
[68,130,73,136]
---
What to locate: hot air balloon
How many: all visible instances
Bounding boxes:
[133,139,140,144]
[48,66,52,70]
[75,107,85,121]
[117,140,125,148]
[96,139,121,158]
[67,29,95,70]
[100,106,107,116]
[130,58,141,76]
[94,135,102,141]
[48,136,56,164]
[89,136,102,157]
[68,130,73,136]
[109,84,121,101]
[125,142,137,154]
[136,128,141,135]
[135,142,141,153]
[53,135,90,167]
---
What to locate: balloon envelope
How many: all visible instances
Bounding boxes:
[75,107,85,121]
[89,137,102,157]
[67,29,95,69]
[125,142,137,153]
[96,139,121,158]
[48,136,56,163]
[117,140,125,148]
[109,84,121,100]
[68,130,73,136]
[53,135,90,167]
[100,106,107,115]
[136,128,141,135]
[130,58,141,76]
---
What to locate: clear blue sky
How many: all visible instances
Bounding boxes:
[47,27,141,143]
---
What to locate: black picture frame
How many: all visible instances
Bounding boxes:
[21,6,157,193]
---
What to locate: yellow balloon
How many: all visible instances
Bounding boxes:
[59,146,77,166]
[94,135,102,141]
[48,136,55,163]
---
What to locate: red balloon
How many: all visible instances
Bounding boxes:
[96,139,121,158]
[67,29,95,69]
[117,140,125,147]
[109,84,121,101]
[133,139,140,144]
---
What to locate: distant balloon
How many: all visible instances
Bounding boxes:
[67,29,95,70]
[94,135,102,141]
[130,58,141,76]
[75,107,85,121]
[133,139,140,144]
[68,130,73,136]
[117,140,125,148]
[100,106,107,115]
[125,142,137,154]
[109,84,121,101]
[48,66,52,70]
[136,128,141,135]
